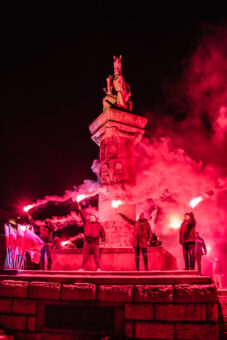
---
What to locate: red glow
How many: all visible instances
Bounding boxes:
[112,200,122,208]
[189,196,203,208]
[24,204,34,212]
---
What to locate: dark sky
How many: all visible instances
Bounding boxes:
[0,3,227,214]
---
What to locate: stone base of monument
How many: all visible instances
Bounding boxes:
[0,271,219,339]
[51,246,177,271]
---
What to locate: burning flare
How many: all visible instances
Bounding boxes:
[169,217,181,229]
[61,240,69,246]
[206,243,211,255]
[24,205,34,212]
[189,196,203,208]
[76,194,86,202]
[111,200,122,208]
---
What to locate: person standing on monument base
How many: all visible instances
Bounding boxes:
[27,213,56,270]
[118,210,152,271]
[195,231,207,275]
[209,257,223,289]
[179,211,196,270]
[77,204,105,271]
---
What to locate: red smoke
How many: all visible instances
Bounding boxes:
[183,26,227,143]
[24,179,100,211]
[137,24,227,275]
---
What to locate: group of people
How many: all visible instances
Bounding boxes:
[26,205,159,272]
[26,207,223,288]
[179,211,223,288]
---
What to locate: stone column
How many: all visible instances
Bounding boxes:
[89,108,147,247]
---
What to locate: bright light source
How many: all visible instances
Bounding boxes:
[206,244,211,254]
[61,241,69,246]
[76,194,86,202]
[18,225,27,231]
[189,196,203,208]
[112,200,122,208]
[24,205,34,212]
[169,217,181,229]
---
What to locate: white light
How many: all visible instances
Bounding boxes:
[61,241,69,246]
[76,194,86,202]
[189,196,203,208]
[18,225,27,231]
[112,200,122,208]
[206,244,211,254]
[169,217,181,229]
[24,204,33,212]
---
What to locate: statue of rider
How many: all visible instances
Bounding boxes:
[103,55,132,112]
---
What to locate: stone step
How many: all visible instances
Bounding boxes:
[0,269,201,276]
[0,273,212,285]
[19,269,202,276]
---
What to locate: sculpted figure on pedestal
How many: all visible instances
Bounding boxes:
[103,55,132,111]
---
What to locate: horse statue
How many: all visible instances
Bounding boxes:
[103,55,132,112]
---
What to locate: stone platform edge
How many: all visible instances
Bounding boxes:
[0,279,219,340]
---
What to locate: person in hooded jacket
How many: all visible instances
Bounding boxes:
[78,204,105,271]
[118,211,152,270]
[179,211,196,270]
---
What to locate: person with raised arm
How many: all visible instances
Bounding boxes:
[77,204,105,271]
[118,210,152,271]
[27,213,55,270]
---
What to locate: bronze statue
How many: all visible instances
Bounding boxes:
[103,55,132,111]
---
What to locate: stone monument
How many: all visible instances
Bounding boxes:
[53,55,177,271]
[89,55,147,247]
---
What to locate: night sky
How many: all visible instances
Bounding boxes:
[1,3,227,215]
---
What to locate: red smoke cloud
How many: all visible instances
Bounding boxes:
[24,179,100,211]
[137,24,227,273]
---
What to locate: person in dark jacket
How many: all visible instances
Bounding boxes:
[195,232,207,275]
[119,211,151,271]
[27,214,55,270]
[78,204,105,271]
[179,211,196,270]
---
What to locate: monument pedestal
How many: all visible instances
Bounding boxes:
[88,108,177,270]
[89,108,148,247]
